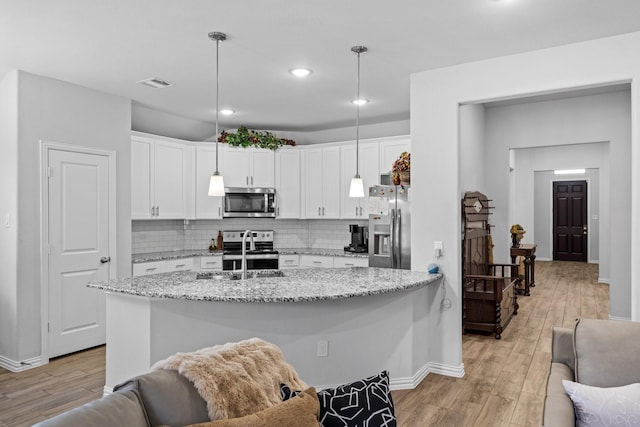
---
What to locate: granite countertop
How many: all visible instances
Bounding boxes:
[88,268,442,303]
[278,248,368,258]
[132,248,367,263]
[132,250,222,263]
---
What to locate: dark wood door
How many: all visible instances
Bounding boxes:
[553,180,587,262]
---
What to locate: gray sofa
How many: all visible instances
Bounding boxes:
[33,369,210,427]
[543,318,640,427]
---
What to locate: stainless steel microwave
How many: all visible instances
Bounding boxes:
[223,188,276,218]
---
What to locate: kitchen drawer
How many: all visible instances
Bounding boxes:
[200,256,222,271]
[299,254,333,268]
[132,261,166,277]
[279,254,299,269]
[165,258,194,272]
[333,256,368,268]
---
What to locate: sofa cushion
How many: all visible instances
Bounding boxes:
[33,389,149,427]
[115,369,209,427]
[543,362,576,427]
[562,380,640,427]
[574,318,640,387]
[184,387,319,427]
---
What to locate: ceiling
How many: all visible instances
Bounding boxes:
[2,0,640,141]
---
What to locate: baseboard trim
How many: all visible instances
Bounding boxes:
[0,355,45,372]
[389,362,465,391]
[609,315,631,321]
[103,386,114,396]
[598,277,610,284]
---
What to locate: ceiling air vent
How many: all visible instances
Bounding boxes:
[137,77,174,89]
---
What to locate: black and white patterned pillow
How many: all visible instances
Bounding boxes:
[283,371,395,427]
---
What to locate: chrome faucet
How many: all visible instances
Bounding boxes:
[241,230,256,279]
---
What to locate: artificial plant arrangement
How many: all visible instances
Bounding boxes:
[219,126,296,150]
[391,151,411,185]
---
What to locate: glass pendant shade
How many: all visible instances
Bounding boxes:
[208,173,225,196]
[349,175,365,198]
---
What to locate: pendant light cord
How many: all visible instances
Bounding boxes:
[215,36,220,174]
[356,49,360,177]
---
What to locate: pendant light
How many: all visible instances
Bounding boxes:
[207,31,227,196]
[349,45,367,198]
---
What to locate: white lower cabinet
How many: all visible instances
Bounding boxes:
[333,256,368,268]
[299,255,334,268]
[200,256,223,271]
[132,257,196,277]
[279,254,300,269]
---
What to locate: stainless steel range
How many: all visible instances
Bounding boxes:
[222,230,279,271]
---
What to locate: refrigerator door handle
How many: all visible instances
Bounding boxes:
[390,209,397,268]
[395,209,402,268]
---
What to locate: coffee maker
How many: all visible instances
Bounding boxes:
[344,224,368,253]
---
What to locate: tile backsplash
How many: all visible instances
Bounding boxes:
[132,219,368,254]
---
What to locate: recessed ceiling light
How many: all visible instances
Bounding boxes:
[136,77,174,89]
[289,68,312,77]
[219,109,235,115]
[554,169,586,175]
[351,99,369,106]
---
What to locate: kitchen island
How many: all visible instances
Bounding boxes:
[91,267,444,392]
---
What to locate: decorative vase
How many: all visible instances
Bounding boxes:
[399,170,410,184]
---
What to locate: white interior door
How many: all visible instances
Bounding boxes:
[48,149,110,358]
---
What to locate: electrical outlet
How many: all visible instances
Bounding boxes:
[317,340,328,357]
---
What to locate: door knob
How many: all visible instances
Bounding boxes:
[100,256,111,264]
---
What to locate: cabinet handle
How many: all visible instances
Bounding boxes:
[246,176,249,185]
[251,176,253,186]
[277,207,280,216]
[345,263,354,266]
[145,267,157,272]
[359,206,363,216]
[313,261,322,264]
[322,207,325,216]
[318,207,321,216]
[151,207,155,216]
[156,206,159,216]
[218,207,221,217]
[175,264,185,268]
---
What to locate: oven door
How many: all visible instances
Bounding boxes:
[223,188,276,218]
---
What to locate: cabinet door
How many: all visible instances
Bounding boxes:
[299,255,334,268]
[131,138,153,219]
[154,140,186,218]
[275,148,301,218]
[359,143,380,217]
[322,146,341,218]
[195,146,224,219]
[222,147,251,187]
[379,137,410,174]
[251,149,275,187]
[304,147,324,218]
[340,144,361,219]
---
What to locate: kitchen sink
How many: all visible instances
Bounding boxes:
[196,270,285,280]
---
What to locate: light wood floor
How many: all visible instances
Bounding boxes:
[0,261,607,427]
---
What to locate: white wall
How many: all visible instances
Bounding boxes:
[0,71,19,361]
[0,70,132,365]
[459,104,486,192]
[484,91,626,270]
[411,31,640,369]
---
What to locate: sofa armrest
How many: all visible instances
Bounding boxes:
[33,389,149,427]
[543,362,575,427]
[551,327,575,374]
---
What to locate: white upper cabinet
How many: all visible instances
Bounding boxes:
[378,137,411,175]
[131,136,189,219]
[222,147,275,188]
[340,142,380,219]
[303,145,340,218]
[275,147,301,218]
[195,145,224,219]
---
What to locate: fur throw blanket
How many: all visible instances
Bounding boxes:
[152,338,307,420]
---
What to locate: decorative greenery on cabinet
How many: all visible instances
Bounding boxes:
[219,126,296,150]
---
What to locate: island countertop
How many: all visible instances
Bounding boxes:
[89,267,442,303]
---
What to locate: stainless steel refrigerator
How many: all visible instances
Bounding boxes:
[368,185,411,269]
